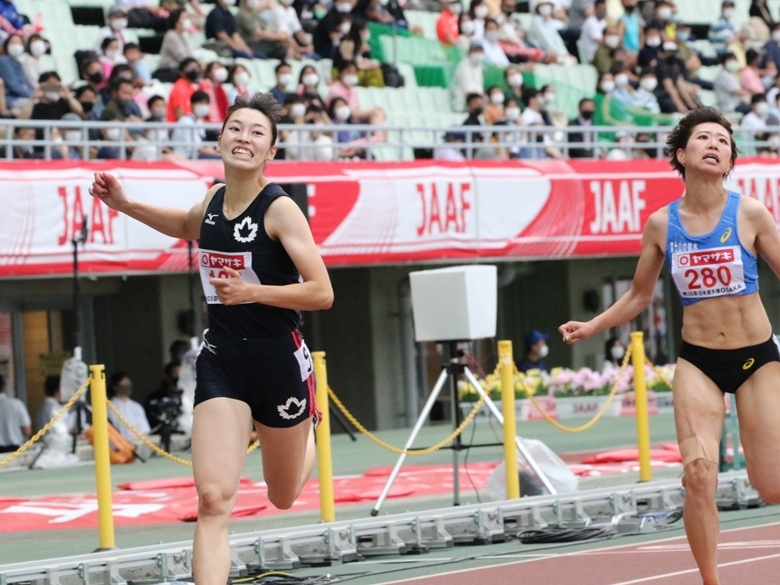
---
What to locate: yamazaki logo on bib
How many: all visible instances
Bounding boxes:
[671,245,746,299]
[199,249,261,304]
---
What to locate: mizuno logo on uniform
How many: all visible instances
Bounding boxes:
[743,358,755,370]
[204,213,218,225]
[720,228,732,243]
[234,216,259,243]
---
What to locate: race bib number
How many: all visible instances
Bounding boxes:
[199,249,261,304]
[294,341,313,382]
[671,246,746,300]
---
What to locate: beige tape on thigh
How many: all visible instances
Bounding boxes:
[679,436,720,467]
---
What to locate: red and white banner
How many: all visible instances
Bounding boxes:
[1,158,779,277]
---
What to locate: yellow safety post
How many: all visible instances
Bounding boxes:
[313,352,335,522]
[89,364,116,550]
[630,332,652,482]
[499,341,520,499]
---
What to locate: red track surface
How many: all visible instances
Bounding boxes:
[381,522,780,585]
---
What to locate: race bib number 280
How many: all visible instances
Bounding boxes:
[671,246,746,300]
[199,249,261,304]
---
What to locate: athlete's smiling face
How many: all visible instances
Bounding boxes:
[677,122,733,178]
[218,108,277,170]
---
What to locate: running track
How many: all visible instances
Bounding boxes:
[379,522,780,585]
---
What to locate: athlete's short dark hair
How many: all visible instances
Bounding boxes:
[222,92,282,145]
[665,107,737,179]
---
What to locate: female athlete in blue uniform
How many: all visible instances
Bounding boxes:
[559,107,780,585]
[90,93,333,585]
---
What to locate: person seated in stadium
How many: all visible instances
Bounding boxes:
[108,372,151,441]
[567,97,599,159]
[0,33,34,114]
[523,87,564,160]
[296,64,327,105]
[616,0,642,57]
[98,36,126,84]
[328,96,369,160]
[436,0,462,46]
[592,22,622,74]
[12,126,41,159]
[637,23,663,68]
[646,0,676,39]
[451,41,485,112]
[434,130,467,161]
[236,0,293,60]
[269,62,295,106]
[123,42,152,85]
[156,9,195,83]
[171,90,221,159]
[762,22,780,70]
[467,0,491,41]
[332,21,384,86]
[53,112,88,160]
[592,70,632,125]
[325,61,386,125]
[315,10,353,60]
[18,71,84,121]
[95,108,135,159]
[284,102,336,161]
[161,0,207,28]
[94,6,131,54]
[655,41,698,113]
[633,67,661,113]
[74,86,99,123]
[265,0,318,59]
[201,61,230,123]
[709,0,738,55]
[503,66,526,108]
[503,97,521,123]
[37,376,63,432]
[19,33,48,88]
[528,0,574,64]
[741,93,770,133]
[579,0,607,64]
[456,12,475,51]
[313,0,355,58]
[227,63,252,104]
[206,0,256,59]
[612,65,637,106]
[0,374,31,453]
[166,57,205,121]
[484,85,506,125]
[741,48,776,97]
[116,0,170,31]
[482,18,509,67]
[715,51,752,114]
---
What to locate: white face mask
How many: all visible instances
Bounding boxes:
[7,43,24,58]
[291,103,306,118]
[538,3,553,16]
[657,7,672,20]
[544,92,555,103]
[640,77,657,91]
[460,20,475,35]
[474,5,489,18]
[604,34,620,49]
[45,91,61,102]
[234,71,250,86]
[611,345,625,360]
[278,73,293,87]
[507,73,523,87]
[756,102,770,117]
[65,130,82,142]
[213,67,228,83]
[485,30,500,42]
[342,73,359,87]
[303,72,319,86]
[726,60,740,72]
[340,22,351,34]
[105,49,118,61]
[723,7,735,20]
[449,2,462,14]
[112,18,128,30]
[600,80,615,93]
[469,51,484,64]
[337,1,353,12]
[194,103,210,119]
[182,18,192,30]
[537,344,549,358]
[30,40,46,57]
[334,104,351,121]
[490,92,504,105]
[615,73,629,87]
[105,127,122,141]
[773,31,780,42]
[645,35,661,47]
[504,106,520,120]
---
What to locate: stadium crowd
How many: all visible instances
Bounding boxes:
[1,0,779,161]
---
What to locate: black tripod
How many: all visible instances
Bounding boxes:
[70,216,90,454]
[371,342,556,516]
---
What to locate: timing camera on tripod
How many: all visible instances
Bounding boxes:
[372,265,555,516]
[147,392,183,453]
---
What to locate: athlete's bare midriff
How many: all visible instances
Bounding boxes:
[680,291,772,348]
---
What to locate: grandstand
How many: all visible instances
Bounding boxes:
[0,0,779,160]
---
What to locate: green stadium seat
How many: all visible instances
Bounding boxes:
[404,10,440,40]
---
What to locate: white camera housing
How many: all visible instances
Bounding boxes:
[409,265,497,342]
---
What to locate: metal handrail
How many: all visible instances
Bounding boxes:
[0,119,775,161]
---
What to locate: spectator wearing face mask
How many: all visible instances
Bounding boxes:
[593,70,634,126]
[708,0,737,55]
[325,61,386,125]
[166,57,204,121]
[528,0,571,62]
[592,23,622,74]
[123,42,152,84]
[451,41,485,112]
[156,9,195,82]
[617,0,643,54]
[296,64,325,104]
[328,96,368,160]
[741,48,776,96]
[603,337,626,370]
[468,0,491,41]
[19,34,48,88]
[205,0,256,59]
[270,61,294,106]
[236,0,292,60]
[483,85,505,124]
[267,0,317,59]
[763,22,780,70]
[741,93,770,134]
[333,21,384,87]
[94,6,130,54]
[655,41,698,113]
[638,23,662,68]
[518,330,550,373]
[108,373,151,441]
[96,109,134,160]
[314,0,355,58]
[633,68,661,113]
[171,90,221,159]
[437,0,463,46]
[503,66,525,107]
[567,97,598,159]
[482,18,509,66]
[580,0,607,64]
[201,61,230,122]
[227,63,251,104]
[101,77,143,124]
[714,52,752,114]
[0,33,33,112]
[648,0,676,41]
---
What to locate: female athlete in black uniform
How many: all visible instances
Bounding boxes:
[90,93,333,585]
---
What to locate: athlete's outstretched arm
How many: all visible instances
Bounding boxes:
[89,172,216,241]
[559,209,667,344]
[210,196,334,310]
